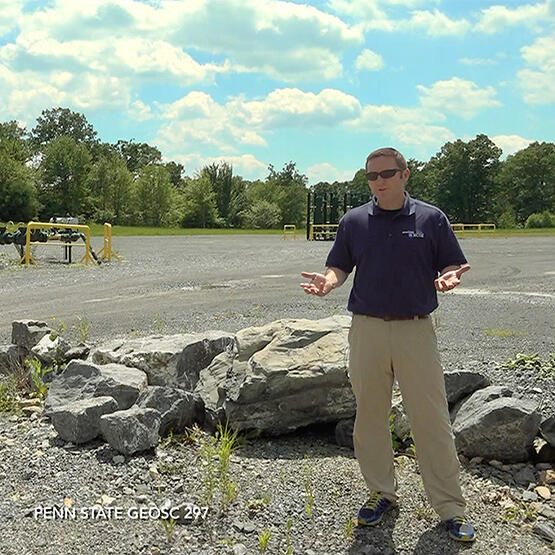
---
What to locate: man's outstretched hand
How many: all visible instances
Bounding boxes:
[435,264,471,292]
[300,271,333,296]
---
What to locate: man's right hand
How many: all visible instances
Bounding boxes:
[300,271,334,296]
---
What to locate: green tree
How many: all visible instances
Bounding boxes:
[0,152,39,222]
[406,159,435,204]
[0,121,31,163]
[495,142,555,225]
[350,168,369,195]
[427,134,501,223]
[228,176,249,228]
[38,136,92,218]
[87,154,133,224]
[115,139,162,174]
[267,161,308,227]
[31,107,98,151]
[201,162,233,224]
[133,165,174,226]
[243,200,281,229]
[182,175,220,228]
[164,161,186,189]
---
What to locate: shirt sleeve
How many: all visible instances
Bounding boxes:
[325,217,354,274]
[435,212,467,274]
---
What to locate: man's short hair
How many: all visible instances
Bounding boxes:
[366,147,408,171]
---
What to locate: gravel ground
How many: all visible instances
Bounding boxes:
[0,234,554,554]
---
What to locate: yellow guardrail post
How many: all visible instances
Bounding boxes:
[97,223,121,262]
[282,224,297,240]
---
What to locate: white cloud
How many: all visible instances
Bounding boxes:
[0,63,130,124]
[407,9,471,36]
[172,152,268,181]
[417,77,501,119]
[2,0,363,88]
[459,57,497,66]
[475,2,552,34]
[155,87,362,155]
[233,88,361,128]
[347,104,454,146]
[306,162,356,185]
[355,49,384,71]
[518,35,555,104]
[491,134,534,158]
[128,100,153,122]
[0,0,22,36]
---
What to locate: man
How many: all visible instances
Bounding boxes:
[301,147,475,543]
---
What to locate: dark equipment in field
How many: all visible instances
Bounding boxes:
[306,189,369,240]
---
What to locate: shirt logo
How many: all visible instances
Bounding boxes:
[402,230,424,239]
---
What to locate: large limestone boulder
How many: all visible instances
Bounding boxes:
[136,386,204,436]
[49,397,118,443]
[453,386,541,462]
[443,369,490,406]
[45,360,148,415]
[195,316,356,435]
[0,344,22,375]
[31,334,72,366]
[90,331,234,390]
[11,320,51,351]
[100,407,161,455]
[541,415,555,448]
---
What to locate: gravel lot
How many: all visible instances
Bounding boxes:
[1,234,554,366]
[1,234,554,555]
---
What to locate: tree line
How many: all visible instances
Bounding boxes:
[1,107,554,229]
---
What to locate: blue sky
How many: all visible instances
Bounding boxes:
[1,0,554,184]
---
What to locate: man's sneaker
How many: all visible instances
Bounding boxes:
[445,516,476,542]
[357,492,394,526]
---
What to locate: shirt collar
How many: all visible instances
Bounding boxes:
[368,192,415,217]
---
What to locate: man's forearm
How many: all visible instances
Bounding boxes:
[325,266,348,289]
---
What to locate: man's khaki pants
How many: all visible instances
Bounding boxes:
[348,314,466,520]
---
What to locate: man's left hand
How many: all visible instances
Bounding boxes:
[435,264,471,292]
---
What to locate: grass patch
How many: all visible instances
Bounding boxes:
[498,352,555,380]
[87,223,289,237]
[455,228,555,239]
[484,329,525,337]
[0,374,21,414]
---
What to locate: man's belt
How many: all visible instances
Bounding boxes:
[371,314,429,321]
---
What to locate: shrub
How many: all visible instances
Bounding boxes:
[525,211,555,228]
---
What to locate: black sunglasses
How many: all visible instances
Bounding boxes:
[366,168,402,181]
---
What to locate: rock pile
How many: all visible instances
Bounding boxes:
[1,318,554,466]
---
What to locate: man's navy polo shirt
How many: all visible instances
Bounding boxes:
[325,193,467,317]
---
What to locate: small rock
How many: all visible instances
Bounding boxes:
[469,456,483,465]
[113,455,125,465]
[514,466,536,487]
[534,486,551,500]
[533,522,555,543]
[531,387,543,394]
[135,495,148,504]
[488,460,503,468]
[233,544,248,555]
[123,487,134,495]
[536,463,553,470]
[522,490,538,502]
[99,494,117,506]
[540,469,555,485]
[19,398,42,408]
[232,519,257,534]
